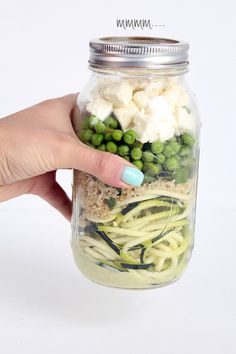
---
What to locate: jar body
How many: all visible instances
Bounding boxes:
[71,69,200,289]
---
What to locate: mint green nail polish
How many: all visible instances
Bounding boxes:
[121,166,144,187]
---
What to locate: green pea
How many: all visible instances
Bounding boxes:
[165,157,179,171]
[142,162,162,176]
[123,155,131,162]
[104,131,113,141]
[151,140,164,154]
[91,133,104,146]
[104,116,119,129]
[97,144,106,151]
[179,145,191,157]
[142,150,154,163]
[169,141,181,155]
[117,145,129,157]
[132,141,143,148]
[112,129,123,142]
[163,144,174,157]
[174,167,189,184]
[132,160,143,170]
[79,129,93,142]
[82,116,91,129]
[130,147,142,160]
[106,141,117,154]
[94,121,106,134]
[123,130,136,145]
[181,132,195,147]
[169,136,177,143]
[88,115,98,128]
[156,153,166,164]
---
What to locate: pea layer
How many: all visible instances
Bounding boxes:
[79,114,196,184]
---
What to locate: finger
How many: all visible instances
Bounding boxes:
[18,93,79,118]
[57,141,144,189]
[0,178,36,202]
[56,93,78,113]
[38,180,72,222]
[27,172,72,222]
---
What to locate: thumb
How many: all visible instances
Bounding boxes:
[57,140,144,188]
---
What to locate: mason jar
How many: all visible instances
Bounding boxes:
[71,37,200,289]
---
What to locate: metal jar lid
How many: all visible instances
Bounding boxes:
[89,36,189,70]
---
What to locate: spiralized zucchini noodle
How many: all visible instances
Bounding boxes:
[74,190,193,285]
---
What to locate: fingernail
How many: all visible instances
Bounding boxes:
[121,167,144,187]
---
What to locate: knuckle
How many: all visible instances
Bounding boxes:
[0,133,14,185]
[52,133,77,168]
[92,151,116,177]
[37,97,64,112]
[0,155,11,185]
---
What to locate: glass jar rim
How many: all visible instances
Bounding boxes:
[89,36,189,71]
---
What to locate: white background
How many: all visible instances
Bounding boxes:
[0,1,235,353]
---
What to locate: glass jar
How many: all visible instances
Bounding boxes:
[71,37,200,289]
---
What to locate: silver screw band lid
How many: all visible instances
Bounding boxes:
[89,36,189,69]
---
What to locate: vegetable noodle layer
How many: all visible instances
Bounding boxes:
[72,180,195,287]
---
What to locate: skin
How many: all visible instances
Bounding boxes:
[0,94,135,221]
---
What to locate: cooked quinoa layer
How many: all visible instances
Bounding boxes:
[74,171,194,221]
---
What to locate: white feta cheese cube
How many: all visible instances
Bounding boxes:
[176,107,195,133]
[163,87,181,109]
[131,110,148,141]
[137,122,158,143]
[133,91,150,109]
[90,80,105,97]
[127,78,150,91]
[137,117,175,143]
[135,116,175,143]
[144,79,167,96]
[86,97,113,121]
[146,96,176,124]
[156,120,175,142]
[114,101,139,131]
[135,96,176,143]
[102,80,133,107]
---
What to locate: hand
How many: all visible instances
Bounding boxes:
[0,95,143,221]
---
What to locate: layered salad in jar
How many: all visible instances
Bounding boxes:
[71,74,199,289]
